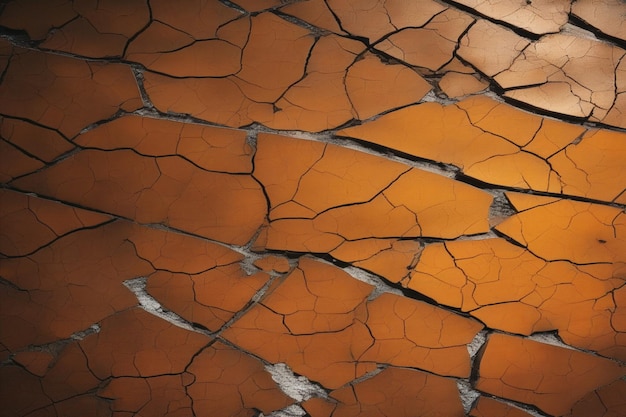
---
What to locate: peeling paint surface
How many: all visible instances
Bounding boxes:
[1,1,625,416]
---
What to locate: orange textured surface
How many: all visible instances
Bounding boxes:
[1,1,625,417]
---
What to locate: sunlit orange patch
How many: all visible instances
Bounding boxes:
[476,333,626,416]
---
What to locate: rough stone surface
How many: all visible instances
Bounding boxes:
[1,1,625,416]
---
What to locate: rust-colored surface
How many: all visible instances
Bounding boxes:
[1,1,625,416]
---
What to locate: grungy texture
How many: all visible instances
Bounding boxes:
[0,1,625,417]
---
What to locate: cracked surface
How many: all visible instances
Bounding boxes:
[1,1,625,416]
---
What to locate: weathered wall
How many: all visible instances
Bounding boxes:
[1,1,625,416]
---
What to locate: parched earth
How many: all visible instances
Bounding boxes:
[1,1,625,416]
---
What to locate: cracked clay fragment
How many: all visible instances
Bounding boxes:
[346,53,431,120]
[496,192,626,264]
[495,34,626,128]
[458,19,530,77]
[12,149,267,245]
[340,95,625,199]
[439,72,488,98]
[571,0,626,43]
[232,12,314,103]
[260,257,373,335]
[330,238,423,284]
[128,224,243,274]
[0,140,44,182]
[147,265,269,332]
[565,379,626,417]
[1,117,75,163]
[326,366,465,417]
[0,221,153,351]
[80,308,210,379]
[253,133,491,253]
[143,73,261,128]
[222,258,375,389]
[339,99,553,191]
[187,342,293,417]
[0,189,111,257]
[547,128,626,203]
[128,39,242,78]
[408,235,626,360]
[40,0,150,58]
[100,375,193,416]
[280,0,346,34]
[476,333,625,416]
[374,9,474,71]
[75,115,253,173]
[266,34,362,132]
[359,292,483,377]
[454,0,569,35]
[41,342,100,402]
[326,0,446,43]
[0,48,142,137]
[150,0,242,40]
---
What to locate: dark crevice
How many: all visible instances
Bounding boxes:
[568,13,626,50]
[438,0,545,41]
[455,172,626,210]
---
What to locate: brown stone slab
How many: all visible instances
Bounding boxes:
[99,375,192,416]
[254,133,491,253]
[407,220,626,359]
[187,342,293,416]
[326,0,446,42]
[280,0,346,34]
[496,193,626,264]
[495,34,626,128]
[359,292,483,377]
[476,333,625,416]
[75,115,253,173]
[572,0,626,42]
[41,343,99,401]
[1,117,74,162]
[0,221,152,350]
[565,379,626,417]
[147,266,269,331]
[81,308,210,379]
[458,19,530,77]
[328,366,465,417]
[0,189,111,257]
[0,48,142,137]
[346,53,431,120]
[375,9,474,71]
[439,72,488,98]
[454,0,569,35]
[13,149,267,245]
[0,139,44,182]
[150,0,241,39]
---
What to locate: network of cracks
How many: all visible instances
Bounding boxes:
[1,0,626,416]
